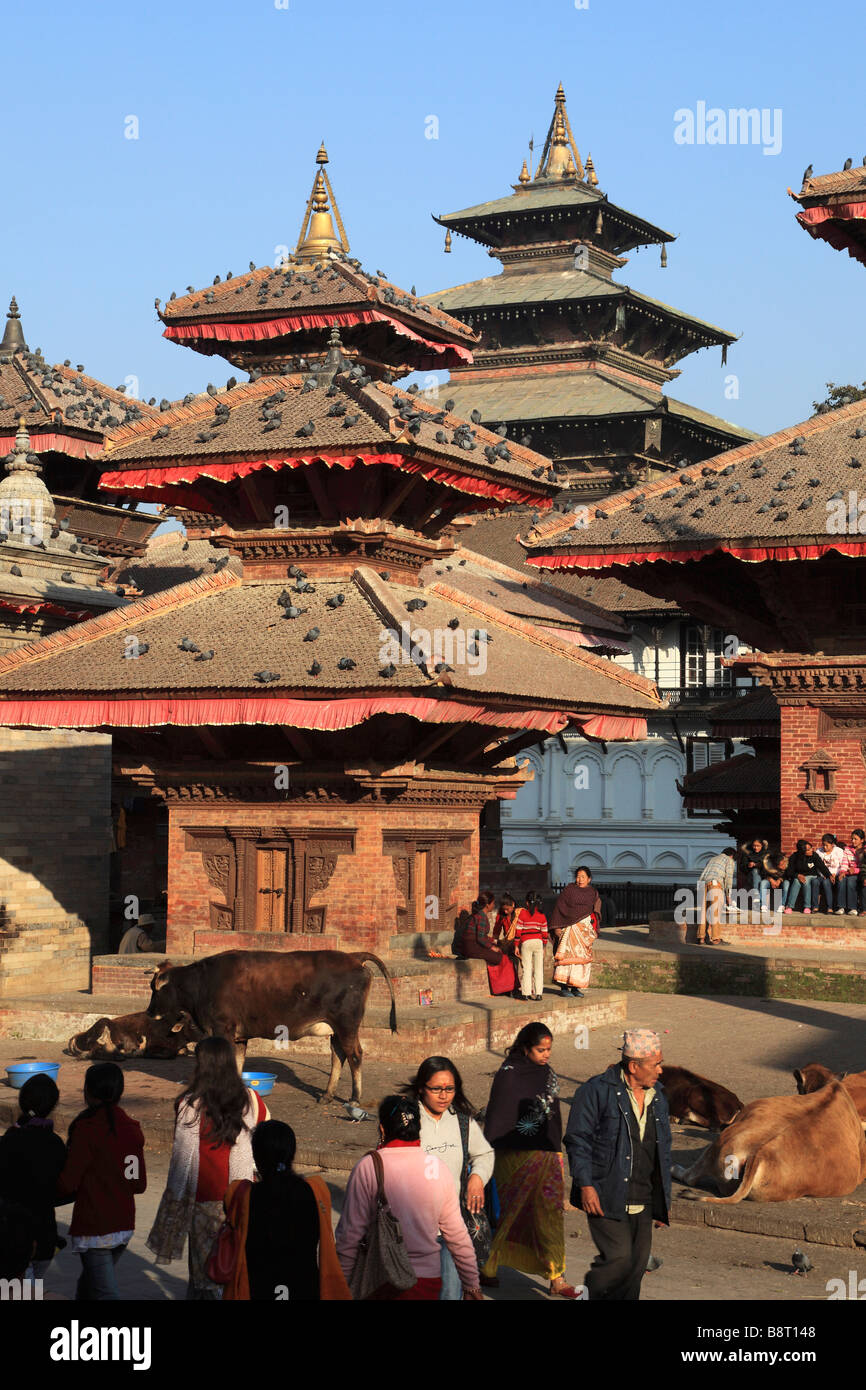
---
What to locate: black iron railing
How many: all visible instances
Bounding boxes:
[551,880,692,926]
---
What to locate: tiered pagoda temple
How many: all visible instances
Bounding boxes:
[159,146,477,381]
[0,299,161,569]
[525,392,866,850]
[0,161,662,975]
[425,85,755,498]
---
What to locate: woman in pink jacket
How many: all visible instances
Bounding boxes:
[335,1096,482,1301]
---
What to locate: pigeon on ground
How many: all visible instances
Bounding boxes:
[337,657,357,670]
[379,663,396,678]
[405,598,427,612]
[60,571,74,582]
[195,650,214,661]
[308,661,322,676]
[179,637,198,652]
[10,565,22,576]
[447,618,460,630]
[326,593,345,608]
[253,670,280,683]
[283,605,306,619]
[287,565,306,578]
[343,1101,372,1123]
[304,628,320,642]
[791,1249,812,1276]
[844,158,853,171]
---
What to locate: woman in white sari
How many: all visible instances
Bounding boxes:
[550,866,601,999]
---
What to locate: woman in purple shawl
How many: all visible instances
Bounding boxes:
[550,866,601,999]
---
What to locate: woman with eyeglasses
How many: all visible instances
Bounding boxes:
[401,1056,494,1300]
[336,1095,483,1301]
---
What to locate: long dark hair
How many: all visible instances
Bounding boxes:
[177,1037,250,1148]
[70,1061,124,1139]
[508,1022,553,1056]
[400,1055,475,1116]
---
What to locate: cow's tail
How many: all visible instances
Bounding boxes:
[356,953,397,1033]
[702,1150,761,1205]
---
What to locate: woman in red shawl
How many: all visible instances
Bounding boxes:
[453,899,516,997]
[550,866,601,999]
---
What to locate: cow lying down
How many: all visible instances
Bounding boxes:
[67,1010,203,1060]
[671,1081,866,1203]
[661,1065,742,1129]
[794,1063,866,1122]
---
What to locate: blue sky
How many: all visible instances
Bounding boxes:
[2,0,864,440]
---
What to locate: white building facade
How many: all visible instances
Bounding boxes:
[501,616,754,884]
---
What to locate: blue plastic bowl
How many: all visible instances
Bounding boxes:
[6,1062,61,1090]
[242,1071,276,1096]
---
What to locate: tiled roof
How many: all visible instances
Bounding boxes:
[0,564,661,714]
[421,368,754,441]
[426,269,734,345]
[525,395,866,558]
[99,370,562,501]
[679,751,779,807]
[121,531,237,596]
[435,187,672,245]
[0,351,157,446]
[458,512,679,613]
[160,255,475,349]
[795,165,866,200]
[420,546,629,638]
[708,687,780,732]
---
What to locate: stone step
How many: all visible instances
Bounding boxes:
[0,986,627,1058]
[650,908,866,950]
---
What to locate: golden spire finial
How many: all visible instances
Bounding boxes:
[535,83,584,182]
[293,145,350,263]
[518,158,530,185]
[585,153,598,187]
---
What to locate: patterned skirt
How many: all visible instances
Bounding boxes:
[187,1201,225,1301]
[553,918,595,990]
[481,1150,565,1282]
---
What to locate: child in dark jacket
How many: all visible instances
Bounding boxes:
[0,1073,66,1279]
[56,1062,146,1302]
[784,839,831,913]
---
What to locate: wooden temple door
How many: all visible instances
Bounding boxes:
[254,847,290,932]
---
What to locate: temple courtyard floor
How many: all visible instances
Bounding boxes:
[4,989,866,1301]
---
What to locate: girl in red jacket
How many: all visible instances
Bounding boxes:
[56,1062,146,1301]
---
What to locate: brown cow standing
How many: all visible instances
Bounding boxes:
[672,1081,866,1202]
[147,948,397,1103]
[661,1065,742,1129]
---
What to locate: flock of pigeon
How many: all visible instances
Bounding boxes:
[0,350,152,435]
[159,250,456,333]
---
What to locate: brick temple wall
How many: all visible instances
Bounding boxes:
[0,728,113,997]
[779,704,866,848]
[166,800,481,956]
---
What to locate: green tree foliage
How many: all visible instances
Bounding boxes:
[813,381,866,414]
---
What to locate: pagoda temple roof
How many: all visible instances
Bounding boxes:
[523,395,866,568]
[706,687,780,738]
[791,162,866,268]
[458,511,678,614]
[98,367,561,512]
[0,564,662,739]
[420,545,631,651]
[427,267,736,350]
[678,751,779,810]
[426,367,753,443]
[434,185,673,252]
[0,343,157,461]
[160,255,476,371]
